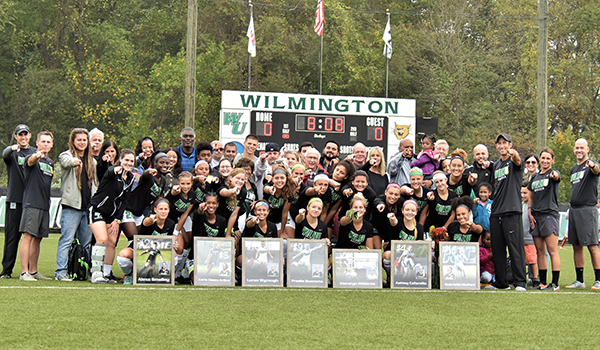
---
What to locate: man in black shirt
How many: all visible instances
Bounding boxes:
[465,144,494,194]
[566,139,600,290]
[18,131,54,281]
[487,133,527,291]
[1,125,36,278]
[320,141,340,174]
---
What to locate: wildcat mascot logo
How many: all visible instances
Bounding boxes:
[394,123,410,140]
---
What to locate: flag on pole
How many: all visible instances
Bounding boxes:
[247,13,256,57]
[383,17,392,59]
[314,0,325,36]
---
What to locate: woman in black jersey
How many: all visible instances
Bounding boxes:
[447,155,476,197]
[134,136,156,171]
[263,165,295,236]
[166,171,196,258]
[236,157,258,230]
[217,168,247,243]
[295,197,330,242]
[325,160,355,238]
[117,199,177,285]
[283,163,309,239]
[420,171,458,231]
[177,193,227,283]
[164,147,183,190]
[373,183,404,249]
[89,149,135,284]
[447,196,482,242]
[358,146,389,196]
[391,200,424,243]
[243,200,278,239]
[400,167,431,220]
[96,140,120,182]
[339,170,383,224]
[527,148,561,290]
[289,173,331,237]
[120,152,170,240]
[338,193,374,249]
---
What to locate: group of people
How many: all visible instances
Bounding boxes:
[2,123,599,290]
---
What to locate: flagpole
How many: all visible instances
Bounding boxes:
[318,33,323,95]
[247,1,253,91]
[385,10,390,98]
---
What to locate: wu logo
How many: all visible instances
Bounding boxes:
[224,112,247,134]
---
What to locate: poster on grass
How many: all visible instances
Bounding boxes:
[193,237,235,286]
[286,239,328,288]
[242,238,284,287]
[332,249,382,289]
[133,235,175,286]
[390,241,432,289]
[439,242,480,290]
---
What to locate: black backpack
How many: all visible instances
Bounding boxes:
[67,239,91,281]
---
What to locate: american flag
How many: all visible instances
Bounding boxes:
[314,0,325,36]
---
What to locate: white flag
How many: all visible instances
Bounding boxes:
[382,17,392,59]
[247,14,256,57]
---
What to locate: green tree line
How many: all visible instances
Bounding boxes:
[1,0,600,200]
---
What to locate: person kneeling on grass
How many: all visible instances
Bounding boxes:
[116,199,183,285]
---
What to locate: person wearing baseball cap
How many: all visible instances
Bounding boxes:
[1,124,35,279]
[486,133,528,291]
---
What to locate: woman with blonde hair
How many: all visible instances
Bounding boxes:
[358,146,388,196]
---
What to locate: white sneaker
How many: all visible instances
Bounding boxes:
[31,272,51,280]
[19,272,37,281]
[515,286,527,292]
[484,285,510,290]
[91,271,107,283]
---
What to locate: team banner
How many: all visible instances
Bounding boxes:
[286,239,328,288]
[242,238,284,287]
[133,236,175,286]
[332,249,381,289]
[193,237,235,286]
[390,241,432,289]
[439,242,480,290]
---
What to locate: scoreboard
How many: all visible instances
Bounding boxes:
[220,91,415,158]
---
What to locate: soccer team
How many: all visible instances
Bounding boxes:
[2,124,599,290]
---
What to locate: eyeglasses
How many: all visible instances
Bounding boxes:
[213,148,224,152]
[219,165,232,169]
[525,160,537,164]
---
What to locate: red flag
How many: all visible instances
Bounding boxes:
[314,0,325,36]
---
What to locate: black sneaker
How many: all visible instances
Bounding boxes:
[532,278,541,290]
[107,272,120,283]
[0,273,12,279]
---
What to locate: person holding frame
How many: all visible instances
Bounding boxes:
[89,149,136,283]
[117,199,184,284]
[337,193,374,249]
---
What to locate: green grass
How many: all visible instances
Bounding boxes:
[2,234,600,349]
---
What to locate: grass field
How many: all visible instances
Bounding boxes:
[2,234,600,349]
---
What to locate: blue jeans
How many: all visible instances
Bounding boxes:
[55,207,93,277]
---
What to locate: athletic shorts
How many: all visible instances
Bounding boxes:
[183,216,192,232]
[524,244,537,265]
[122,210,144,226]
[531,213,559,238]
[88,207,112,224]
[568,207,599,247]
[286,212,296,229]
[19,207,49,238]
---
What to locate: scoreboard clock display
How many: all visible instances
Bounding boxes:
[252,111,387,155]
